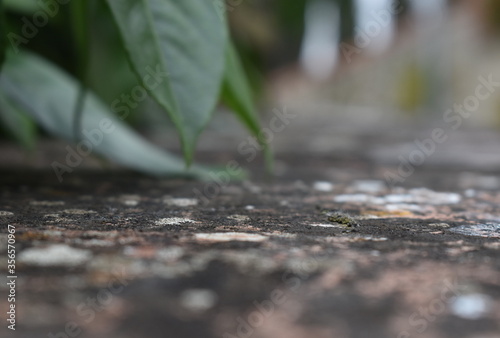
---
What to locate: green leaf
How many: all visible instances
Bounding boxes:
[69,0,91,142]
[221,42,273,172]
[0,50,212,179]
[0,90,36,148]
[0,0,5,69]
[105,0,228,165]
[3,0,38,14]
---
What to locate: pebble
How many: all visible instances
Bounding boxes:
[0,211,14,216]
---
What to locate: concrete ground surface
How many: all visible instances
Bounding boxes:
[1,104,500,338]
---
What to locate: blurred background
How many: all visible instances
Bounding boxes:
[229,0,500,126]
[2,0,500,174]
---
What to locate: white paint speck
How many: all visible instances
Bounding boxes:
[194,232,267,242]
[313,181,334,192]
[180,289,218,312]
[19,245,92,267]
[244,205,255,210]
[450,294,492,319]
[163,197,198,207]
[155,218,196,226]
[0,211,14,216]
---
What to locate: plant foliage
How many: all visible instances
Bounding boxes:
[0,0,268,178]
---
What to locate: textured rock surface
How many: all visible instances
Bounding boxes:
[1,107,500,338]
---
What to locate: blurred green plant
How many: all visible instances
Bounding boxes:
[0,0,269,179]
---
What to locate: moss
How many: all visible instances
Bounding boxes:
[323,210,359,228]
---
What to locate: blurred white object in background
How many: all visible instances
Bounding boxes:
[409,0,452,116]
[353,0,396,55]
[299,0,340,82]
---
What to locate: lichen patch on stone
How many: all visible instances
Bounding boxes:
[155,218,196,226]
